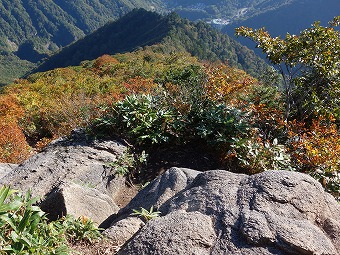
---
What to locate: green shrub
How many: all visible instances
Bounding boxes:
[92,93,249,147]
[132,206,161,222]
[108,149,148,177]
[62,215,102,244]
[93,94,176,145]
[0,186,68,254]
[92,92,251,170]
[187,102,249,147]
[229,136,294,174]
[0,186,102,254]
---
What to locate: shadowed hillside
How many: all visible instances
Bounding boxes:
[35,9,269,77]
[0,0,165,85]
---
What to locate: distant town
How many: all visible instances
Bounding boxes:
[208,8,248,26]
[209,18,230,25]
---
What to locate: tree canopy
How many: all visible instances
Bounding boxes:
[236,16,340,121]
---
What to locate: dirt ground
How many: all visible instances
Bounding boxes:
[69,239,122,255]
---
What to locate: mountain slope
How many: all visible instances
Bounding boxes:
[222,0,340,59]
[0,0,164,85]
[35,9,268,77]
[1,0,337,86]
[34,9,169,72]
[0,0,299,60]
[161,0,295,22]
[223,0,340,37]
[0,0,164,55]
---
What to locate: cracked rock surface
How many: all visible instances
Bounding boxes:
[111,169,340,255]
[0,129,127,224]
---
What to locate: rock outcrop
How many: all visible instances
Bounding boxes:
[39,182,120,223]
[2,131,340,254]
[118,167,200,216]
[0,129,128,224]
[107,169,340,255]
[0,163,17,179]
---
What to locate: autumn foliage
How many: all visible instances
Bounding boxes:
[288,117,340,193]
[0,94,30,162]
[0,45,339,199]
[204,64,255,103]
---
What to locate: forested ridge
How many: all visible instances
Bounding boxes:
[0,0,164,53]
[0,0,165,85]
[0,0,292,57]
[1,0,337,85]
[0,0,318,85]
[34,9,268,78]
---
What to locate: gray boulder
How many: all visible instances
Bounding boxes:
[0,129,127,198]
[122,210,217,255]
[103,216,145,246]
[116,169,340,255]
[104,167,200,242]
[39,182,120,224]
[118,167,200,216]
[0,129,128,224]
[0,163,17,179]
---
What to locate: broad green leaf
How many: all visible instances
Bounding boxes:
[18,210,32,233]
[0,214,19,232]
[0,200,23,213]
